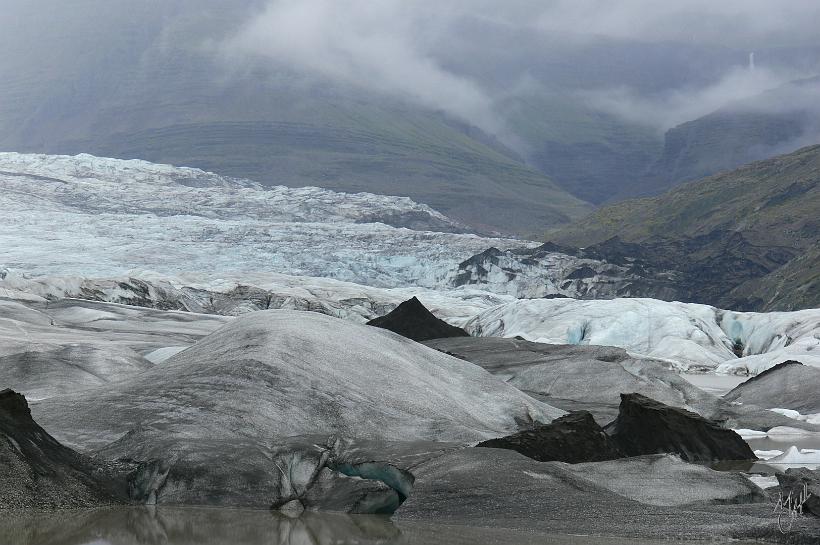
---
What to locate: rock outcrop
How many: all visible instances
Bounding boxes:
[725,360,820,413]
[0,389,128,508]
[605,393,757,462]
[476,411,622,463]
[366,297,469,342]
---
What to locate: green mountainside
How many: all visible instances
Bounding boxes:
[554,145,820,310]
[48,115,593,237]
[499,93,662,204]
[728,246,820,312]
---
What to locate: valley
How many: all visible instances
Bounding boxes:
[2,3,820,543]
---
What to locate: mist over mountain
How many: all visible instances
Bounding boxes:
[640,76,820,195]
[3,1,820,231]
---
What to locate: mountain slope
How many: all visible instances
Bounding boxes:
[0,0,590,235]
[643,76,820,194]
[554,145,820,310]
[53,119,591,236]
[7,3,820,226]
[497,92,662,204]
[727,245,820,311]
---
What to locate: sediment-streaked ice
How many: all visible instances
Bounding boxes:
[32,310,565,450]
[465,298,820,373]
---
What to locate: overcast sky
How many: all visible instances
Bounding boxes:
[2,0,819,141]
[221,0,820,135]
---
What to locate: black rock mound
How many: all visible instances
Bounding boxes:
[476,411,623,463]
[724,360,820,414]
[605,393,756,462]
[0,388,129,508]
[367,297,469,342]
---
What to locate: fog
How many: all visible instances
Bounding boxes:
[220,0,820,137]
[1,0,820,145]
[585,66,802,131]
[225,0,502,136]
[531,0,820,47]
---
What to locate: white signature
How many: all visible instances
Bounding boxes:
[774,482,813,534]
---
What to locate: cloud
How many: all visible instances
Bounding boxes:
[533,0,820,47]
[222,0,820,139]
[224,0,504,136]
[584,65,802,131]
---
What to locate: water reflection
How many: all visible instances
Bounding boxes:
[746,436,820,452]
[0,508,399,545]
[0,507,762,545]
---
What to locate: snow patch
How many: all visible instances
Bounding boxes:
[767,408,820,425]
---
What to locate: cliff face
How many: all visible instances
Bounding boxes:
[650,111,806,191]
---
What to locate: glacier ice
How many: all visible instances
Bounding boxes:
[0,152,660,302]
[767,445,820,467]
[767,408,820,425]
[0,152,533,288]
[0,298,228,399]
[0,269,513,326]
[747,474,779,489]
[465,298,820,373]
[4,271,818,376]
[2,151,818,378]
[31,310,565,450]
[714,308,820,375]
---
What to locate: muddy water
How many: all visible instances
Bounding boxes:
[0,507,766,545]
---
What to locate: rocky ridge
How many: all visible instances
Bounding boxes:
[366,297,469,342]
[604,393,757,462]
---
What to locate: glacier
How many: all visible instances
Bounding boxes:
[465,298,820,373]
[0,297,228,401]
[4,271,818,376]
[31,310,565,449]
[0,269,514,326]
[0,152,651,299]
[0,152,533,288]
[2,152,820,537]
[1,151,818,377]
